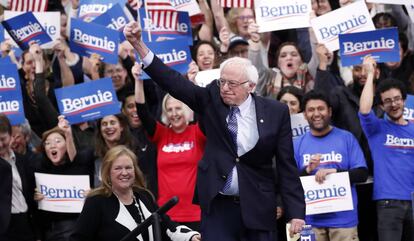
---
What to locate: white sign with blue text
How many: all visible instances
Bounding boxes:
[255,0,312,33]
[0,64,25,125]
[170,0,201,16]
[35,173,90,213]
[300,172,353,215]
[366,0,414,4]
[291,113,310,139]
[311,1,375,52]
[55,78,120,124]
[339,28,400,67]
[78,0,126,22]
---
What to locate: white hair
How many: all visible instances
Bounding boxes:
[219,57,259,84]
[160,94,194,126]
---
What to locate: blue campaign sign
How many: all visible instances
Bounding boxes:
[0,25,4,43]
[142,39,191,79]
[404,95,414,122]
[339,28,400,67]
[54,78,121,124]
[92,3,132,42]
[1,12,52,50]
[69,18,119,64]
[0,64,25,125]
[139,9,193,46]
[78,0,127,22]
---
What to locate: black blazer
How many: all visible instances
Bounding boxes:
[144,56,305,230]
[0,153,35,235]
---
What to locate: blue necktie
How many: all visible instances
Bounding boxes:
[222,107,239,193]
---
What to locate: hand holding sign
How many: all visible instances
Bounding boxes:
[124,21,142,49]
[247,19,260,43]
[315,44,332,70]
[362,55,377,77]
[315,168,337,184]
[187,61,199,84]
[219,27,230,52]
[58,115,71,136]
[131,61,143,80]
[306,154,321,174]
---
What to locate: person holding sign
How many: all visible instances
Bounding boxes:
[31,116,94,241]
[69,145,201,241]
[294,90,368,241]
[124,20,305,241]
[133,63,206,230]
[0,114,35,241]
[358,56,414,241]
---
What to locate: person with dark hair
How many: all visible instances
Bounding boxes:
[69,145,201,241]
[359,56,414,241]
[192,40,218,71]
[31,116,94,241]
[0,114,35,241]
[372,12,398,29]
[294,90,368,241]
[277,86,304,114]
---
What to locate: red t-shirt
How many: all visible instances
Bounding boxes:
[150,122,206,222]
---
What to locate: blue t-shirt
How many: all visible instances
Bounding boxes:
[359,110,414,200]
[294,127,367,228]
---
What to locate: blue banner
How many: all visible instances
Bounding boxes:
[339,28,400,67]
[78,0,127,22]
[0,64,25,125]
[139,9,193,46]
[0,25,4,43]
[69,18,119,64]
[142,39,191,79]
[404,94,414,122]
[1,12,52,50]
[54,78,121,124]
[92,3,131,42]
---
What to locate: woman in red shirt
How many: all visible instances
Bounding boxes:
[133,63,206,231]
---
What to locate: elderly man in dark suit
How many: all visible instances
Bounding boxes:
[124,21,305,241]
[0,114,34,241]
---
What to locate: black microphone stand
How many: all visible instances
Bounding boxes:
[120,196,179,241]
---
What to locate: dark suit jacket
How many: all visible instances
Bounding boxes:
[0,153,35,235]
[144,56,305,230]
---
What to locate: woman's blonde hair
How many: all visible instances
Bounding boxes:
[88,145,147,197]
[160,94,194,126]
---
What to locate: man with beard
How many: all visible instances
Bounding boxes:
[314,46,382,241]
[359,57,414,241]
[294,90,368,241]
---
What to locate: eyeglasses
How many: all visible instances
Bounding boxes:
[217,78,249,88]
[383,96,403,106]
[237,15,254,21]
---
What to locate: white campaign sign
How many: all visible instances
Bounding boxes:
[300,172,354,215]
[311,1,375,51]
[170,0,201,16]
[4,11,60,49]
[35,173,90,213]
[366,0,414,4]
[255,0,312,33]
[290,113,310,139]
[195,68,220,87]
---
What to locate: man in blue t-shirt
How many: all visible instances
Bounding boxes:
[294,90,368,241]
[359,56,414,241]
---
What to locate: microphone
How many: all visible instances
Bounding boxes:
[156,196,179,215]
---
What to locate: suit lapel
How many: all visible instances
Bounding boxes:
[252,95,266,139]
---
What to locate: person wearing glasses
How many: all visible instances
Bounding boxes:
[30,116,94,241]
[124,21,305,241]
[359,56,414,241]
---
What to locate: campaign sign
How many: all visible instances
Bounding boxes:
[78,0,127,22]
[54,78,121,124]
[311,1,375,52]
[300,172,354,215]
[339,28,400,67]
[0,24,4,43]
[140,9,193,45]
[4,11,60,49]
[170,0,201,17]
[92,3,133,42]
[195,69,220,87]
[69,18,119,64]
[142,39,191,79]
[366,0,414,4]
[1,12,52,50]
[255,0,312,33]
[0,64,25,125]
[404,95,414,122]
[35,173,89,213]
[291,113,310,139]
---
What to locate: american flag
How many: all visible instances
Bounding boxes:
[220,0,254,8]
[144,0,178,30]
[9,0,48,12]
